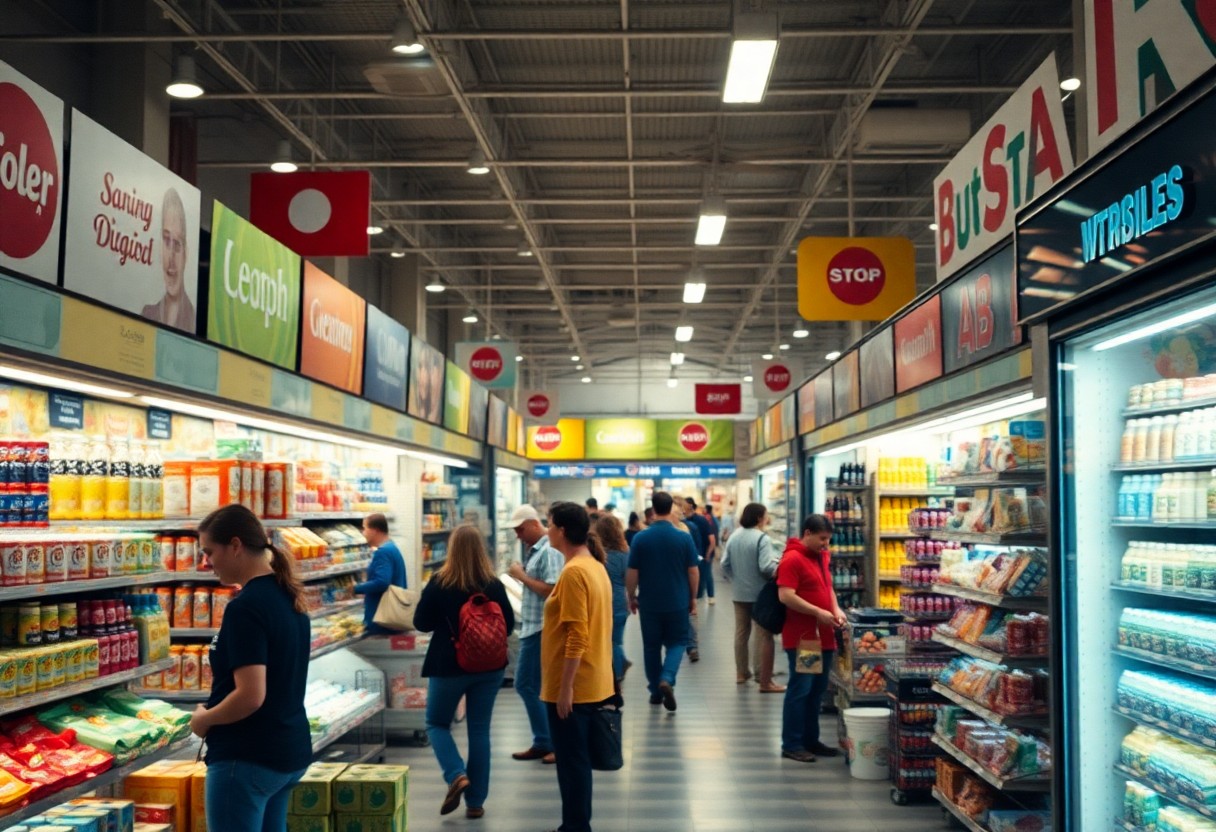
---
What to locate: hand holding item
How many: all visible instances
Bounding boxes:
[507,561,526,582]
[190,705,210,738]
[816,608,838,628]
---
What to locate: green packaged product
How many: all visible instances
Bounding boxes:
[97,689,191,739]
[333,805,407,832]
[291,764,349,816]
[287,816,333,832]
[333,765,409,815]
[37,699,164,762]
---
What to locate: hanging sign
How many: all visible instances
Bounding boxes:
[934,55,1073,281]
[813,372,834,427]
[895,294,943,393]
[797,379,816,435]
[531,463,738,480]
[526,418,586,460]
[443,360,472,435]
[407,335,444,425]
[363,304,410,412]
[752,357,802,401]
[1085,0,1216,154]
[585,418,658,460]
[0,59,64,285]
[694,383,742,415]
[522,389,560,425]
[941,245,1021,373]
[797,236,916,321]
[249,170,371,257]
[860,327,895,408]
[63,111,202,333]
[48,392,83,430]
[300,262,366,394]
[454,341,517,390]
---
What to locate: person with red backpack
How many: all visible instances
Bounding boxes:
[413,526,515,820]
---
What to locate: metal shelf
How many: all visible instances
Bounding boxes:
[1112,459,1216,472]
[0,736,196,825]
[1115,763,1216,820]
[878,489,955,497]
[930,682,1048,728]
[1114,644,1216,682]
[1112,581,1216,604]
[937,470,1046,487]
[298,560,371,582]
[931,788,990,832]
[307,599,364,620]
[1124,395,1216,418]
[1115,705,1216,751]
[930,583,1048,609]
[0,656,178,719]
[131,687,210,702]
[930,632,1047,666]
[1111,518,1216,529]
[42,512,385,532]
[826,484,869,492]
[310,633,367,660]
[878,572,903,582]
[924,529,1047,546]
[0,572,175,602]
[170,628,218,638]
[931,734,1051,792]
[311,701,386,754]
[879,531,931,539]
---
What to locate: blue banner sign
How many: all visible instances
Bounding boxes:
[531,463,738,480]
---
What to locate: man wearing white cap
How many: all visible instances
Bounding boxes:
[505,505,565,765]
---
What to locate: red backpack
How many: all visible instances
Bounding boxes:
[453,592,508,673]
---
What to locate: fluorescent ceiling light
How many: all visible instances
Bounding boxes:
[779,343,790,351]
[517,242,534,257]
[870,394,1045,451]
[1093,301,1216,352]
[367,225,385,235]
[683,282,707,304]
[667,377,679,389]
[675,325,694,342]
[462,312,478,324]
[670,352,685,366]
[761,352,773,360]
[403,449,468,468]
[269,140,297,174]
[722,12,779,104]
[1060,77,1082,92]
[928,222,939,231]
[571,355,580,361]
[0,366,133,399]
[515,355,524,362]
[576,364,585,370]
[391,18,425,54]
[743,375,753,383]
[825,350,841,361]
[390,249,406,258]
[581,376,592,384]
[792,327,809,338]
[466,149,490,175]
[425,279,445,293]
[695,197,727,246]
[166,56,204,99]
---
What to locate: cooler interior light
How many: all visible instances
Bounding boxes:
[0,366,133,400]
[1091,301,1216,352]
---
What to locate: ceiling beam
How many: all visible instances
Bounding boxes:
[197,155,950,169]
[374,195,928,207]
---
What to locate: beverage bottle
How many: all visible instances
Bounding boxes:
[1178,412,1194,459]
[855,496,865,523]
[145,442,164,519]
[1191,472,1208,521]
[1153,474,1170,521]
[1121,421,1136,463]
[849,562,860,589]
[1207,470,1216,520]
[1147,416,1164,462]
[127,441,144,521]
[105,438,130,520]
[81,436,109,520]
[1200,411,1214,458]
[139,442,156,519]
[1162,415,1178,462]
[1133,419,1150,462]
[1117,476,1131,517]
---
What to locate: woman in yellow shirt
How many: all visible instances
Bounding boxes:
[541,502,614,832]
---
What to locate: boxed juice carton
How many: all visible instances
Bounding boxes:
[333,805,407,832]
[123,762,193,823]
[333,765,408,815]
[69,796,136,832]
[162,462,192,519]
[290,763,349,816]
[287,815,333,832]
[38,816,104,832]
[189,461,240,516]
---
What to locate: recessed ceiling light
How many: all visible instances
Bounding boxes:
[792,327,809,338]
[466,149,490,175]
[581,376,592,384]
[571,355,580,361]
[166,56,204,99]
[825,350,841,361]
[779,343,790,351]
[762,352,773,360]
[367,225,385,235]
[425,279,445,293]
[675,325,694,342]
[269,140,297,173]
[1060,77,1081,92]
[743,375,753,383]
[391,18,425,55]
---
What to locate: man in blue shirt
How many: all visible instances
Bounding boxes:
[505,505,564,763]
[626,491,699,712]
[355,513,407,635]
[685,496,717,606]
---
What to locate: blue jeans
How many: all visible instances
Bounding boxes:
[781,648,835,753]
[205,759,306,832]
[548,702,595,832]
[697,559,715,599]
[611,612,629,679]
[427,670,505,809]
[639,610,689,695]
[515,633,552,751]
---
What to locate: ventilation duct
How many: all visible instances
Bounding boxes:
[854,109,971,152]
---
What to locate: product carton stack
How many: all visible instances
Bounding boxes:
[10,796,135,831]
[289,762,409,832]
[122,759,208,832]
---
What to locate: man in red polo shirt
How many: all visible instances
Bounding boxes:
[776,514,847,762]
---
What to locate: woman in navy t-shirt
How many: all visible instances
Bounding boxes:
[189,504,312,832]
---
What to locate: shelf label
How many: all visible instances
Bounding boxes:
[271,369,311,418]
[146,408,172,440]
[155,330,219,394]
[60,298,156,379]
[310,384,344,426]
[49,392,83,429]
[0,274,62,356]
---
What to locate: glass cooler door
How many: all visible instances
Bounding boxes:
[1057,284,1216,831]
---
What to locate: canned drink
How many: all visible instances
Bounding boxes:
[23,539,44,583]
[89,599,106,633]
[193,587,212,629]
[40,604,59,644]
[265,464,287,518]
[9,442,28,489]
[163,647,182,689]
[157,535,176,571]
[44,540,67,582]
[0,540,23,586]
[91,537,112,577]
[29,442,49,487]
[14,651,35,694]
[81,639,99,678]
[240,462,253,509]
[138,536,155,572]
[252,463,265,518]
[67,538,89,580]
[0,607,15,647]
[103,599,118,632]
[0,440,10,492]
[17,603,40,646]
[97,635,111,676]
[65,643,83,682]
[181,646,200,689]
[59,602,77,640]
[173,586,194,628]
[0,494,12,527]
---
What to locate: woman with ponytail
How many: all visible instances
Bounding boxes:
[189,504,311,832]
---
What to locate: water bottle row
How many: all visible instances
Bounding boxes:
[1116,472,1216,522]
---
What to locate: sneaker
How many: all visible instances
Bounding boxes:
[659,681,677,712]
[440,774,469,815]
[649,694,663,705]
[708,598,716,605]
[781,749,816,763]
[808,742,840,757]
[688,649,700,663]
[466,808,485,820]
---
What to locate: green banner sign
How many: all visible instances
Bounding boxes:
[207,202,301,370]
[585,418,657,460]
[657,419,734,460]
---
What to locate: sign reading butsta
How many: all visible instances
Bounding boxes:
[0,59,63,285]
[455,341,517,390]
[207,201,302,371]
[752,357,802,400]
[797,236,916,322]
[933,55,1073,282]
[300,262,365,394]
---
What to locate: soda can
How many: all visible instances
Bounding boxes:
[0,440,11,492]
[59,602,77,640]
[17,603,41,646]
[8,442,27,489]
[29,492,49,527]
[29,442,49,487]
[40,604,59,644]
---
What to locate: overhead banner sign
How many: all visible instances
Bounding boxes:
[813,372,833,428]
[455,340,517,390]
[1085,0,1216,154]
[941,245,1021,373]
[532,463,738,480]
[695,383,742,415]
[300,262,365,394]
[363,304,410,412]
[207,201,301,371]
[63,111,202,333]
[797,236,916,321]
[522,389,559,425]
[407,335,444,425]
[832,351,861,418]
[797,379,816,435]
[527,418,586,461]
[487,396,508,448]
[895,294,943,393]
[934,55,1073,281]
[444,360,472,436]
[585,418,658,460]
[752,357,802,401]
[656,419,734,461]
[249,170,370,257]
[860,327,895,409]
[0,59,64,285]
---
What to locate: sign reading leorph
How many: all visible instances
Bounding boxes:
[1085,0,1216,155]
[0,59,64,285]
[522,389,559,425]
[797,236,916,322]
[752,357,802,400]
[455,341,517,390]
[694,383,742,415]
[933,55,1073,282]
[249,171,371,257]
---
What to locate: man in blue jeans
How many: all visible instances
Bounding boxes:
[505,505,564,764]
[626,491,699,712]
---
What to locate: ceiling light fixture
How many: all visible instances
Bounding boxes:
[515,355,524,362]
[683,281,707,304]
[761,352,773,360]
[0,365,133,400]
[571,355,580,362]
[670,352,685,366]
[723,12,780,104]
[269,140,297,174]
[928,222,939,231]
[743,375,753,383]
[424,279,445,293]
[516,242,534,258]
[390,248,406,259]
[792,326,809,339]
[695,196,727,246]
[1060,77,1082,92]
[166,55,204,99]
[466,149,490,175]
[667,376,679,389]
[779,343,790,351]
[462,311,478,324]
[367,225,385,235]
[675,325,694,342]
[581,376,592,384]
[825,350,841,361]
[576,364,584,370]
[390,18,426,55]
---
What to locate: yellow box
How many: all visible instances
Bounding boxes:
[291,763,348,816]
[189,762,208,832]
[124,762,193,822]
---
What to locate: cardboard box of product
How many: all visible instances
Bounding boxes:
[333,765,408,815]
[134,804,175,826]
[40,816,104,832]
[291,762,350,815]
[333,805,407,832]
[188,762,208,832]
[287,815,333,832]
[133,825,173,832]
[69,796,136,832]
[124,762,194,826]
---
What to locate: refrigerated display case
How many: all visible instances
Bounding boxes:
[494,464,526,571]
[756,458,794,545]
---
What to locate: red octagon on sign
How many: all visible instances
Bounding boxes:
[534,425,562,452]
[527,394,551,418]
[678,422,710,454]
[0,81,59,260]
[469,346,504,383]
[764,364,792,393]
[826,246,886,306]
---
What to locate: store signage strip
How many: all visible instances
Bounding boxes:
[217,350,272,410]
[1078,164,1184,264]
[940,245,1022,374]
[0,274,61,356]
[311,384,345,426]
[60,298,156,380]
[154,330,219,395]
[344,396,372,434]
[271,369,312,418]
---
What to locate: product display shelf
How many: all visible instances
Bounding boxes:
[931,787,991,832]
[930,632,1046,666]
[310,633,367,661]
[886,666,947,804]
[923,529,1047,546]
[880,489,956,498]
[46,512,388,532]
[421,528,456,536]
[310,700,386,755]
[0,735,196,826]
[1111,518,1216,528]
[930,733,1051,792]
[1124,395,1216,418]
[1113,644,1216,681]
[1112,581,1216,603]
[306,599,364,620]
[297,560,371,581]
[1114,705,1216,751]
[930,682,1049,728]
[0,656,178,719]
[879,571,903,582]
[168,627,217,638]
[130,687,210,702]
[1112,459,1216,473]
[0,572,174,602]
[1114,764,1216,820]
[930,584,1049,610]
[936,470,1046,487]
[421,556,446,568]
[829,669,886,705]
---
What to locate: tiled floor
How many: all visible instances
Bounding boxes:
[387,581,948,831]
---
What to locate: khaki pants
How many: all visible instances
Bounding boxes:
[733,601,776,686]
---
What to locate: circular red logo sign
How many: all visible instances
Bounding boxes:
[534,426,562,452]
[678,422,710,454]
[527,394,551,418]
[0,81,59,260]
[826,246,885,306]
[764,364,792,393]
[469,346,504,383]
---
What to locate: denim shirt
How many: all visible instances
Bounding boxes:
[520,535,564,638]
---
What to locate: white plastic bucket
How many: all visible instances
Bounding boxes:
[842,707,891,780]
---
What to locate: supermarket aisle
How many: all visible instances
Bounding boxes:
[386,578,947,832]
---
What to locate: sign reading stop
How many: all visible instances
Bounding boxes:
[796,236,914,322]
[827,247,886,306]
